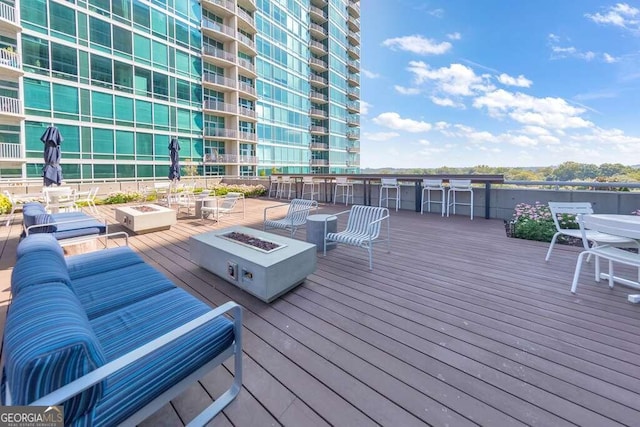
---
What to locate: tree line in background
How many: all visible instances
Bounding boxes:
[363,162,640,182]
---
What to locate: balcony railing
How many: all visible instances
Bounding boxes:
[309,142,329,150]
[348,46,360,59]
[310,5,328,21]
[202,71,236,88]
[310,40,327,53]
[204,127,237,138]
[346,145,360,153]
[203,153,258,163]
[237,58,255,73]
[309,57,328,70]
[347,116,359,126]
[310,159,329,166]
[0,3,17,25]
[238,106,257,118]
[0,96,21,115]
[237,33,256,50]
[309,91,328,101]
[309,108,328,117]
[201,0,235,13]
[0,49,20,70]
[310,23,328,38]
[239,131,257,142]
[346,130,359,139]
[238,82,257,96]
[348,31,360,45]
[0,142,21,159]
[202,46,236,63]
[310,125,328,134]
[347,1,360,18]
[203,100,236,113]
[347,101,359,112]
[309,74,328,85]
[202,19,235,37]
[237,9,256,28]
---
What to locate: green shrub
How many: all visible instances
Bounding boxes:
[0,193,11,215]
[510,202,575,242]
[102,191,146,205]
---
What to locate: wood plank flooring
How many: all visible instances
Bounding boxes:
[1,198,639,426]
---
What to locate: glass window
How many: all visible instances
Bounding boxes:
[51,42,77,79]
[136,132,153,159]
[92,91,113,120]
[113,61,133,92]
[90,17,111,51]
[116,130,134,155]
[21,0,47,30]
[77,12,88,42]
[134,67,152,96]
[94,164,115,179]
[89,0,110,16]
[113,0,131,22]
[92,128,114,154]
[135,99,152,127]
[176,79,190,103]
[52,84,79,115]
[133,1,150,30]
[24,79,50,111]
[90,54,112,88]
[152,40,167,69]
[151,8,167,37]
[114,96,134,125]
[152,71,168,100]
[25,121,47,153]
[113,26,132,57]
[116,164,135,178]
[134,34,151,64]
[50,2,76,40]
[58,124,80,154]
[175,21,189,48]
[22,36,49,74]
[154,103,169,130]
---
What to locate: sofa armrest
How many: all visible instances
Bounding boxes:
[25,216,108,236]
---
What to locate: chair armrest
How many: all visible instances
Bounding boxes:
[366,214,390,235]
[25,217,108,235]
[263,203,290,221]
[28,302,242,406]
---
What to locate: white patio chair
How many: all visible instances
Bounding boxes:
[201,192,243,223]
[546,202,638,262]
[323,205,390,270]
[301,176,320,201]
[334,176,354,205]
[379,178,400,211]
[74,186,99,215]
[174,188,197,216]
[571,214,640,293]
[421,179,445,216]
[263,199,317,237]
[447,179,473,219]
[4,191,43,226]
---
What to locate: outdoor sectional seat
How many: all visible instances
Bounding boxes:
[21,201,107,241]
[3,233,243,426]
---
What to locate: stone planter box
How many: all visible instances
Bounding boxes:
[115,204,176,234]
[190,226,316,302]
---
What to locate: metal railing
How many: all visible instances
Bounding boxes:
[238,82,256,96]
[238,106,256,118]
[309,57,328,69]
[237,58,255,73]
[204,127,237,138]
[202,45,236,62]
[203,100,236,113]
[0,96,21,114]
[0,3,16,24]
[503,180,640,191]
[0,142,21,159]
[202,19,235,37]
[202,71,236,88]
[237,9,255,27]
[0,49,20,70]
[201,0,235,12]
[237,33,256,50]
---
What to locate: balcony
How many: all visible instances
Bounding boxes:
[346,101,359,113]
[309,57,328,72]
[347,1,360,18]
[310,23,328,40]
[348,30,360,46]
[239,131,257,142]
[237,0,257,13]
[346,129,359,139]
[203,100,237,115]
[237,58,257,77]
[348,45,360,60]
[309,5,328,23]
[309,142,329,150]
[201,18,235,40]
[237,8,257,32]
[347,59,359,73]
[203,153,258,163]
[309,125,328,135]
[0,49,22,77]
[0,142,21,160]
[238,81,257,99]
[347,73,360,87]
[347,115,359,126]
[203,127,237,139]
[0,3,20,31]
[309,40,328,55]
[202,46,236,65]
[348,15,360,32]
[0,96,22,119]
[201,0,235,15]
[238,105,257,119]
[202,71,236,90]
[309,108,328,118]
[309,91,328,103]
[310,158,329,165]
[237,33,257,54]
[346,144,360,153]
[309,74,328,88]
[310,0,328,7]
[347,88,360,100]
[1,189,639,427]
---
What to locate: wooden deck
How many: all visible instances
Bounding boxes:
[1,198,640,426]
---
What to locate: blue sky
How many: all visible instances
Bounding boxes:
[359,1,640,168]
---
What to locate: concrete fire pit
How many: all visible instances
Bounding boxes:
[114,204,176,234]
[189,226,316,302]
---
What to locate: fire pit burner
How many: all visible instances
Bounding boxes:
[218,231,285,253]
[131,205,159,213]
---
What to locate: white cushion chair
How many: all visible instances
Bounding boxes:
[263,199,317,237]
[447,179,473,219]
[571,213,640,293]
[546,202,638,262]
[323,205,390,270]
[276,176,294,199]
[379,178,400,211]
[301,176,320,201]
[421,179,445,216]
[334,176,354,205]
[74,186,99,215]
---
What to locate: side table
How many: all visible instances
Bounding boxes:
[306,214,337,251]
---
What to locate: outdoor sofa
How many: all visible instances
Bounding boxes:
[2,233,243,426]
[21,201,107,242]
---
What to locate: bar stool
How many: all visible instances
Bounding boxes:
[277,175,294,199]
[421,179,445,216]
[447,179,474,219]
[267,175,280,198]
[301,176,320,200]
[379,178,400,211]
[334,176,354,205]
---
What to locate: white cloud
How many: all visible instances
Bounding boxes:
[497,73,532,88]
[447,32,461,40]
[372,112,432,133]
[603,53,618,63]
[361,68,380,79]
[548,35,607,62]
[407,61,489,96]
[586,3,640,30]
[428,8,444,18]
[359,100,371,115]
[430,96,465,108]
[382,35,452,55]
[363,131,400,141]
[394,85,421,95]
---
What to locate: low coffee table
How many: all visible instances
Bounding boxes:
[115,204,176,234]
[190,226,316,302]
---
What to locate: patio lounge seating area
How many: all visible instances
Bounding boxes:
[1,197,639,426]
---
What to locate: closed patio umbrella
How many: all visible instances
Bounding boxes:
[41,126,63,187]
[168,137,180,181]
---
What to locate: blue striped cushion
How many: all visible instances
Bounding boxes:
[88,289,234,426]
[3,283,106,425]
[71,263,175,319]
[33,213,57,233]
[15,233,64,260]
[66,246,144,280]
[11,248,72,295]
[22,205,46,229]
[53,216,106,240]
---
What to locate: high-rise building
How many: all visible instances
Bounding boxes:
[0,0,360,180]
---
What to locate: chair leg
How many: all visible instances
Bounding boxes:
[608,260,615,288]
[571,252,587,293]
[545,233,560,261]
